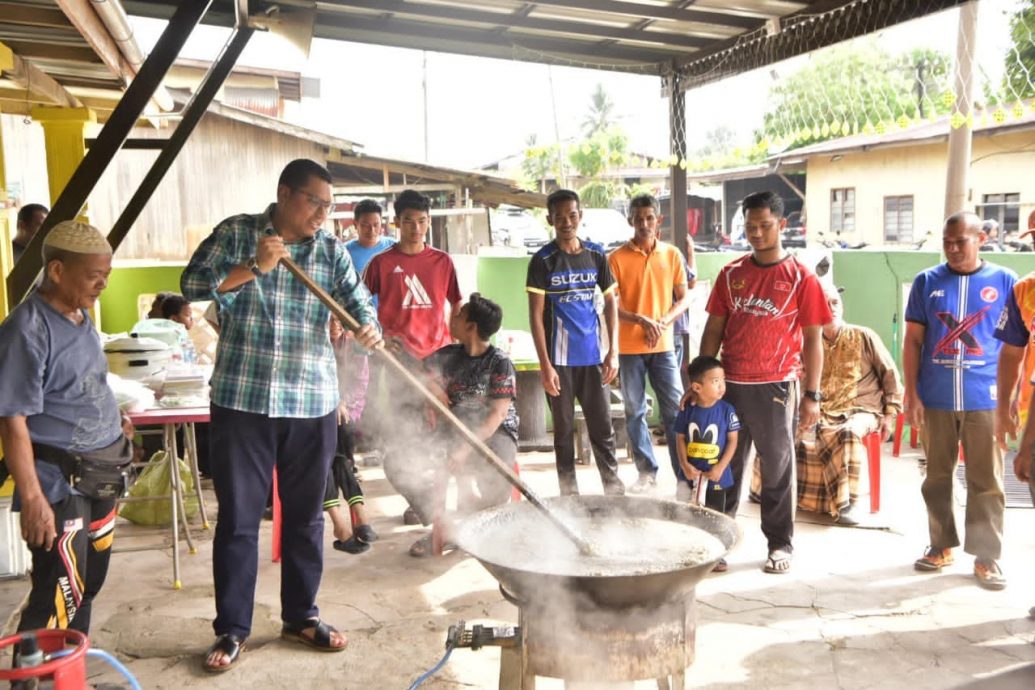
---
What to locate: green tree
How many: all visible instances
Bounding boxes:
[1003,0,1035,99]
[569,127,629,208]
[581,83,615,137]
[521,134,560,192]
[760,42,951,150]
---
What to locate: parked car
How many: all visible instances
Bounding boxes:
[490,206,549,252]
[578,208,630,252]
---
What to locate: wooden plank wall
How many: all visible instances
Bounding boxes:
[89,115,330,261]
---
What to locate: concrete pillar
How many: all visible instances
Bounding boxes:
[0,109,11,322]
[30,106,95,220]
[944,2,978,218]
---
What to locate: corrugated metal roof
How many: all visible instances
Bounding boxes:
[122,0,971,87]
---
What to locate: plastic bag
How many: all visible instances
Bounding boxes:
[118,450,199,526]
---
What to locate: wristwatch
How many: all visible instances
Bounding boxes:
[245,256,264,277]
[803,389,823,402]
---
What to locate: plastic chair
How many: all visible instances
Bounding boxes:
[891,412,919,457]
[862,432,882,513]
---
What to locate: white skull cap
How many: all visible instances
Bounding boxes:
[41,220,112,255]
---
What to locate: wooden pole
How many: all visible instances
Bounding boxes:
[279,256,595,555]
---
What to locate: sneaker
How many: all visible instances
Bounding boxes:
[627,474,657,495]
[914,546,954,572]
[974,559,1007,590]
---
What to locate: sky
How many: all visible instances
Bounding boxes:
[128,0,1023,171]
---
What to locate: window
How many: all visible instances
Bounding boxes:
[830,188,855,235]
[884,195,914,243]
[977,193,1020,233]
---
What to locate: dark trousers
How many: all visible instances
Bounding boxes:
[723,381,798,553]
[209,404,336,639]
[548,365,624,496]
[324,421,364,509]
[19,494,116,635]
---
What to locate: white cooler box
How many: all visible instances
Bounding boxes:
[0,497,30,578]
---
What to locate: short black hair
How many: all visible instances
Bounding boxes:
[393,189,431,217]
[353,199,382,221]
[17,203,48,227]
[688,355,723,384]
[628,194,660,215]
[742,191,784,218]
[278,159,332,190]
[546,189,580,216]
[148,291,177,318]
[465,292,503,341]
[160,294,190,320]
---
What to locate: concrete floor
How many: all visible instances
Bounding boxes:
[1,439,1034,689]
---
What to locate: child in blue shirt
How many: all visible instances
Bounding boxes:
[675,355,740,571]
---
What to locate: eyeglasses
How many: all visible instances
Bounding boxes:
[294,189,334,213]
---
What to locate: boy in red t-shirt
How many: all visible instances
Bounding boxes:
[364,189,462,525]
[694,190,830,574]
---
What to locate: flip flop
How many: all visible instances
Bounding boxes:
[203,634,246,673]
[764,549,792,574]
[333,537,371,554]
[281,618,347,652]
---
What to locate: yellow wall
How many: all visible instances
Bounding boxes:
[804,128,1035,247]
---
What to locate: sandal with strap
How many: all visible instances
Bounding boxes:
[764,549,792,574]
[203,634,246,673]
[281,618,348,652]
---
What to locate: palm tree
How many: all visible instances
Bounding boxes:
[582,83,615,136]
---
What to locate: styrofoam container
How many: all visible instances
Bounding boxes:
[0,497,30,578]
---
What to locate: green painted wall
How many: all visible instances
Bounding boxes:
[99,263,186,334]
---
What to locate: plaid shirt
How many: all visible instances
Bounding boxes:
[182,204,378,418]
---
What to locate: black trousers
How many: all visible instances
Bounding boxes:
[722,381,798,553]
[209,404,336,639]
[548,365,624,496]
[19,493,116,635]
[324,421,364,509]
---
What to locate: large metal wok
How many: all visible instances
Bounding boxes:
[455,495,740,610]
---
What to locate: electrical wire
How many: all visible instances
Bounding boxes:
[407,643,455,690]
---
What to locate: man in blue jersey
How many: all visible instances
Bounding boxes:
[526,189,624,496]
[344,199,396,276]
[904,211,1016,590]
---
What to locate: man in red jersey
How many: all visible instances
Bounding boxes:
[694,190,830,574]
[364,189,462,525]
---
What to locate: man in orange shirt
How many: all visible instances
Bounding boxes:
[608,194,691,494]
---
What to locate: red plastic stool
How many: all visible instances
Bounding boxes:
[862,432,882,513]
[272,468,282,563]
[0,629,88,689]
[431,460,522,556]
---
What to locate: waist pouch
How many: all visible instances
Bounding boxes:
[32,437,133,501]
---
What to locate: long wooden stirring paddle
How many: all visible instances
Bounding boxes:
[279,256,596,557]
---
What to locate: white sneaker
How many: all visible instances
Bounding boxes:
[628,474,657,494]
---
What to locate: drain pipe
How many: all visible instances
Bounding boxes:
[90,0,175,112]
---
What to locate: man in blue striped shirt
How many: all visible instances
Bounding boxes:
[182,159,381,671]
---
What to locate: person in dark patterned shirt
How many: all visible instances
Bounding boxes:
[408,293,519,557]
